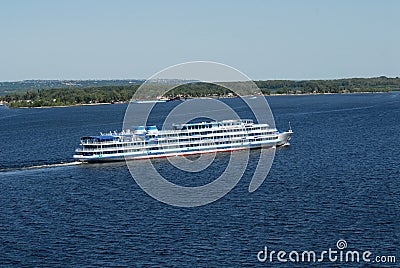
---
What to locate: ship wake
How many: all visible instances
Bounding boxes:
[0,161,83,173]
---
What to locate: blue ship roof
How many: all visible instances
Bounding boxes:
[90,135,116,141]
[146,126,158,131]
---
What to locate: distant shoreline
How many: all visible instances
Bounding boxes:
[1,91,395,109]
[2,76,398,108]
[18,102,118,109]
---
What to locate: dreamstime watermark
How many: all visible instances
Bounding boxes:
[257,239,396,264]
[123,61,276,207]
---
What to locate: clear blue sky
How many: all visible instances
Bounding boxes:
[0,0,399,81]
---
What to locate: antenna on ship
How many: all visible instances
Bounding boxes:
[289,121,292,132]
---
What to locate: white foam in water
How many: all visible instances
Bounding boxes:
[0,161,83,173]
[24,161,83,170]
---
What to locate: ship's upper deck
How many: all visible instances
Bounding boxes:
[81,119,275,144]
[172,119,254,130]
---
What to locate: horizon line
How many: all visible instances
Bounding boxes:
[0,75,399,83]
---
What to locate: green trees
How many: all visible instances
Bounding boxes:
[1,77,399,107]
[2,85,139,107]
[255,77,399,94]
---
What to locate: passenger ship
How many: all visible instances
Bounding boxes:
[73,119,292,162]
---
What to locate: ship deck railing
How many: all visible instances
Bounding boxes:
[80,133,278,147]
[76,135,278,152]
[98,124,275,137]
[81,129,278,146]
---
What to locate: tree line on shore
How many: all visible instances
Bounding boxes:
[1,76,398,108]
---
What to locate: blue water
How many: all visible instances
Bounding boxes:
[0,93,399,266]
